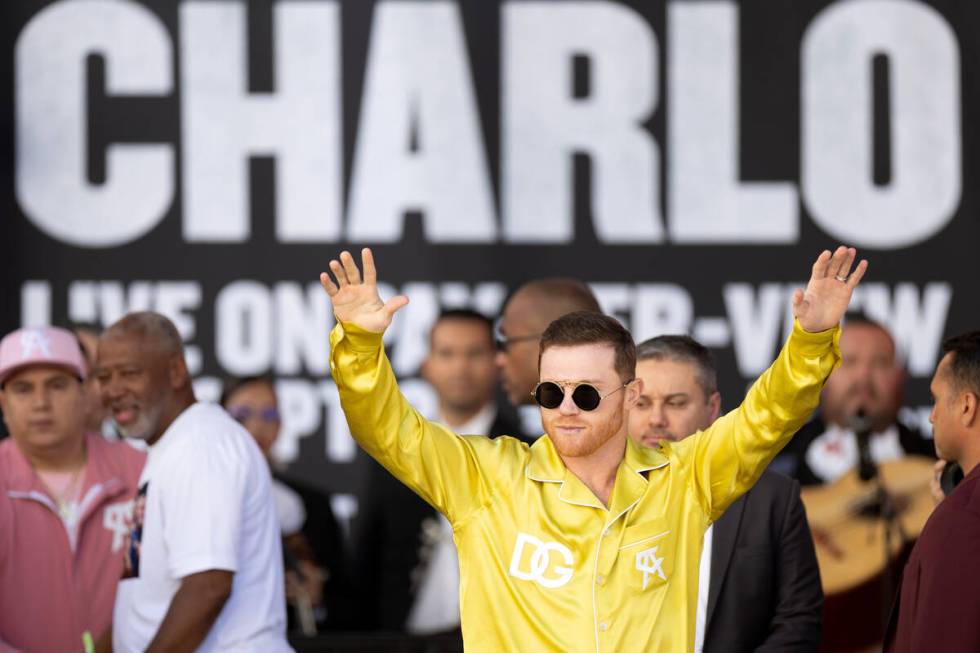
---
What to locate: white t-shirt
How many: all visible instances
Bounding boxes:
[113,403,292,652]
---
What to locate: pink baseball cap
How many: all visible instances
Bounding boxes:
[0,326,88,386]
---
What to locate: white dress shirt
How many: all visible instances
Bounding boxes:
[694,525,714,653]
[805,423,905,483]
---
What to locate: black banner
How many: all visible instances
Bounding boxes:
[3,0,977,519]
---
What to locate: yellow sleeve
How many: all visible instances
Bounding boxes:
[671,320,840,522]
[329,321,517,525]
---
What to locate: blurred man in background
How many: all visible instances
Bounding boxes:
[354,309,522,637]
[72,323,111,437]
[495,279,601,434]
[782,318,934,485]
[221,376,353,633]
[777,318,937,653]
[0,326,144,652]
[628,335,822,653]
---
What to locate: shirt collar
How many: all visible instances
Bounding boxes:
[608,438,671,518]
[1,437,44,493]
[147,402,201,459]
[2,433,128,500]
[526,435,565,483]
[624,435,671,474]
[526,434,670,511]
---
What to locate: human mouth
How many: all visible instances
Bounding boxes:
[112,404,139,426]
[640,432,674,447]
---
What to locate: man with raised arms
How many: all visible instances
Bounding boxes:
[323,247,866,652]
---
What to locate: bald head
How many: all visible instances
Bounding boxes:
[821,318,904,431]
[496,278,601,406]
[508,279,601,333]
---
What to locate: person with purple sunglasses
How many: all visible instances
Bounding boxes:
[220,377,353,633]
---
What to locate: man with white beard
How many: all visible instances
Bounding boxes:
[94,312,293,653]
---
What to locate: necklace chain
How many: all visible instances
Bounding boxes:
[36,464,85,519]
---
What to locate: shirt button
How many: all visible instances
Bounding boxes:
[599,621,609,632]
[596,574,605,586]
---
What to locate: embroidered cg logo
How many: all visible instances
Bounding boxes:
[508,532,575,589]
[636,545,666,589]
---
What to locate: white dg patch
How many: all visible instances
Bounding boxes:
[508,532,575,589]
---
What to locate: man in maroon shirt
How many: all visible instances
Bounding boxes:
[884,331,980,652]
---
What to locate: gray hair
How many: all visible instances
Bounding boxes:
[103,311,184,356]
[635,335,717,398]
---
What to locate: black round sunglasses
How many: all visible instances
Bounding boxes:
[532,380,632,412]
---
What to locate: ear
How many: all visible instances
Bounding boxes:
[168,354,190,390]
[420,356,432,383]
[961,391,979,428]
[625,378,643,408]
[708,391,722,423]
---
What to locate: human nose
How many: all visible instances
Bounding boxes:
[495,349,508,369]
[648,402,668,427]
[558,386,580,415]
[852,362,874,386]
[451,354,469,374]
[31,386,52,411]
[101,374,125,404]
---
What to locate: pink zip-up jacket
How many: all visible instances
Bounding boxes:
[0,434,145,653]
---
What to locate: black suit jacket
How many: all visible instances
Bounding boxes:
[275,473,357,630]
[703,470,823,653]
[352,407,527,631]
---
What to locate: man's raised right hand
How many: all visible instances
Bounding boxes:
[320,248,408,334]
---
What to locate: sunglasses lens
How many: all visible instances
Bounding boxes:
[534,382,565,409]
[228,406,251,422]
[571,384,602,411]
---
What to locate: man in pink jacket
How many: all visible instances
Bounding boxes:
[0,326,145,652]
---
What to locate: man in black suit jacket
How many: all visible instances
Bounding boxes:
[629,335,823,652]
[353,309,529,634]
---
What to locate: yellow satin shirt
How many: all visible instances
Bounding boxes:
[330,320,839,652]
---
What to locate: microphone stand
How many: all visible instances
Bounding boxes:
[850,410,907,630]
